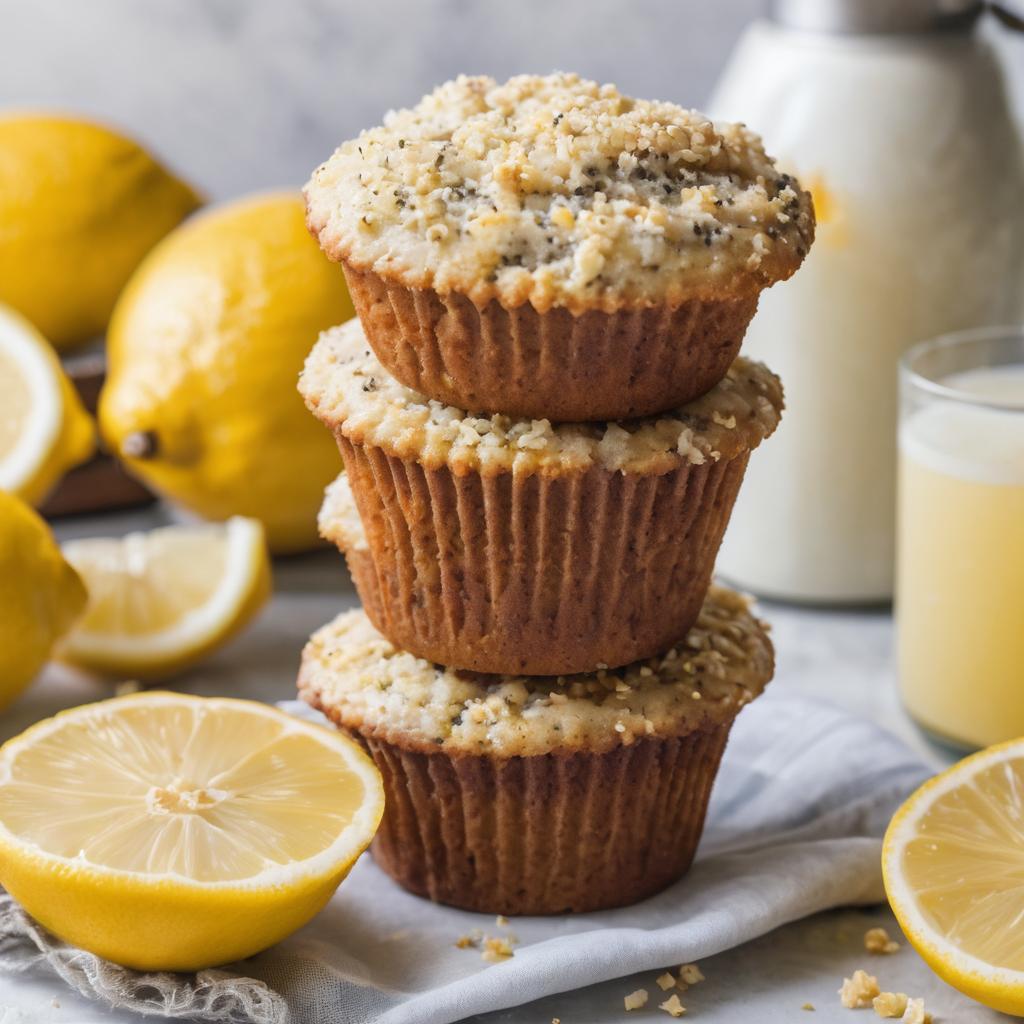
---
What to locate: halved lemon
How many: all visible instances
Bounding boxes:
[883,739,1024,1016]
[60,517,271,679]
[0,302,95,506]
[0,692,383,970]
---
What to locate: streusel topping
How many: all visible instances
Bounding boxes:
[305,73,815,314]
[300,320,783,476]
[299,585,773,757]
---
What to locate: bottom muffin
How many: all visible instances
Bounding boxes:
[298,584,774,915]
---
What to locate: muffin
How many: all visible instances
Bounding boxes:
[305,72,814,422]
[298,584,773,915]
[300,319,783,676]
[318,471,384,626]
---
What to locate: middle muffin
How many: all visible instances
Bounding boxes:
[301,318,783,676]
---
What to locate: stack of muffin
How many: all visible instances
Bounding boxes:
[297,73,814,915]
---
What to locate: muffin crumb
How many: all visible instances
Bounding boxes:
[656,972,677,991]
[864,927,900,955]
[659,993,687,1017]
[678,963,705,986]
[481,935,516,962]
[802,1004,816,1012]
[900,998,931,1024]
[624,989,649,1011]
[839,970,879,1008]
[873,992,908,1018]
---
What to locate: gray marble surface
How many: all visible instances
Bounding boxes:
[0,504,1003,1024]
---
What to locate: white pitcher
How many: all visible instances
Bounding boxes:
[711,0,1024,604]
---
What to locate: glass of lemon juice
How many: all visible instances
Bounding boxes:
[898,327,1024,752]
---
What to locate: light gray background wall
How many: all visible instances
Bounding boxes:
[0,1,1021,201]
[0,0,766,198]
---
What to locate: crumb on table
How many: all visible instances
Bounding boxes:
[660,993,687,1017]
[873,992,909,1018]
[678,963,705,986]
[839,969,880,1008]
[900,997,931,1024]
[624,989,649,1011]
[865,927,901,955]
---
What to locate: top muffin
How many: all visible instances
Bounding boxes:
[306,72,815,315]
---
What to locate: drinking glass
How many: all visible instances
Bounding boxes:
[897,326,1024,752]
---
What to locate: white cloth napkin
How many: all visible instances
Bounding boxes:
[0,693,930,1024]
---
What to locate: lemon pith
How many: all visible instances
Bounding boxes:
[0,112,201,350]
[0,491,87,708]
[100,191,355,554]
[59,517,271,679]
[0,692,384,971]
[883,738,1024,1016]
[0,303,95,506]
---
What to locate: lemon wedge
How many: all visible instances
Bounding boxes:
[883,739,1024,1016]
[0,303,95,506]
[59,517,271,679]
[0,692,384,970]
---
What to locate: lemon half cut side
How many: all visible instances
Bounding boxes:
[883,738,1024,1016]
[0,692,384,971]
[0,303,95,505]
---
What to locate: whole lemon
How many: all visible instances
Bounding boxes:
[0,490,87,708]
[0,113,202,350]
[100,192,354,554]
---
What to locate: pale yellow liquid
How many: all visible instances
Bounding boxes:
[898,365,1024,749]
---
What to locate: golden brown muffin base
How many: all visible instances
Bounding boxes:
[343,262,759,422]
[304,681,731,914]
[335,432,748,676]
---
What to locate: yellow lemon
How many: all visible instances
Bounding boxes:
[0,302,95,506]
[0,112,201,350]
[59,517,271,680]
[100,192,354,554]
[0,490,87,708]
[883,738,1024,1016]
[0,692,384,970]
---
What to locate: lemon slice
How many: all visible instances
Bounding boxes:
[0,692,384,970]
[0,303,95,505]
[883,739,1024,1016]
[60,517,271,679]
